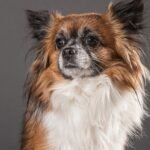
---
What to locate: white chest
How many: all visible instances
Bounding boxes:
[42,75,144,150]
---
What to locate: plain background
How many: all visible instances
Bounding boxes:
[0,0,150,149]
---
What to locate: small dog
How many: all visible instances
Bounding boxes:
[21,0,149,149]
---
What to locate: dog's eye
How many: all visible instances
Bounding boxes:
[56,38,66,49]
[85,35,99,48]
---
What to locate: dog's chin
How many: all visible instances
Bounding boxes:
[60,67,98,79]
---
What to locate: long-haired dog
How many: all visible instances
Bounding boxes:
[21,0,149,149]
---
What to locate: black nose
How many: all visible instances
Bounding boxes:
[62,48,77,59]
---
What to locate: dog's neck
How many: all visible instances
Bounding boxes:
[42,75,144,150]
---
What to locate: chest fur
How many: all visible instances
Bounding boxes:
[42,75,144,150]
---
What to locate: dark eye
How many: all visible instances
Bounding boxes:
[85,35,99,48]
[56,38,66,49]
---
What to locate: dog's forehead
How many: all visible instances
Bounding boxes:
[58,13,103,33]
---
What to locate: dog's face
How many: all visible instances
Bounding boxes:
[55,14,111,78]
[26,0,144,90]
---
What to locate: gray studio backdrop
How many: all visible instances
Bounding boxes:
[0,0,150,150]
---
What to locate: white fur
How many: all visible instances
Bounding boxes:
[42,75,145,150]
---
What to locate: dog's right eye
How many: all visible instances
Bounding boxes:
[85,35,99,48]
[56,38,66,49]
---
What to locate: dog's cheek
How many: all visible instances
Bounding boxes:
[96,47,114,67]
[49,51,60,72]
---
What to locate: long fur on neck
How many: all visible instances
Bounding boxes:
[42,74,146,150]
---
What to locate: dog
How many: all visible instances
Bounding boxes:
[21,0,149,149]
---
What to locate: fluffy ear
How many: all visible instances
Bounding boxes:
[110,0,144,33]
[26,10,50,41]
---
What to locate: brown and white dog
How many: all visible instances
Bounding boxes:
[21,0,149,149]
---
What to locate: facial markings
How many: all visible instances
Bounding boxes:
[56,24,104,78]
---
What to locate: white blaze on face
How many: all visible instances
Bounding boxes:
[58,44,92,78]
[75,45,91,69]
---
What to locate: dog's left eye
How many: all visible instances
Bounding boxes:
[56,38,66,49]
[85,35,99,48]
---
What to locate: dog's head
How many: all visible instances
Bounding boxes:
[26,0,146,96]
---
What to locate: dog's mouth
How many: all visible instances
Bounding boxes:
[58,46,103,79]
[59,60,103,79]
[64,62,79,69]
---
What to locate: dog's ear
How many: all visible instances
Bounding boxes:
[26,10,52,41]
[26,10,50,40]
[109,0,144,33]
[26,10,62,41]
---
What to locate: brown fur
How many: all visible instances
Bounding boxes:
[21,5,145,150]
